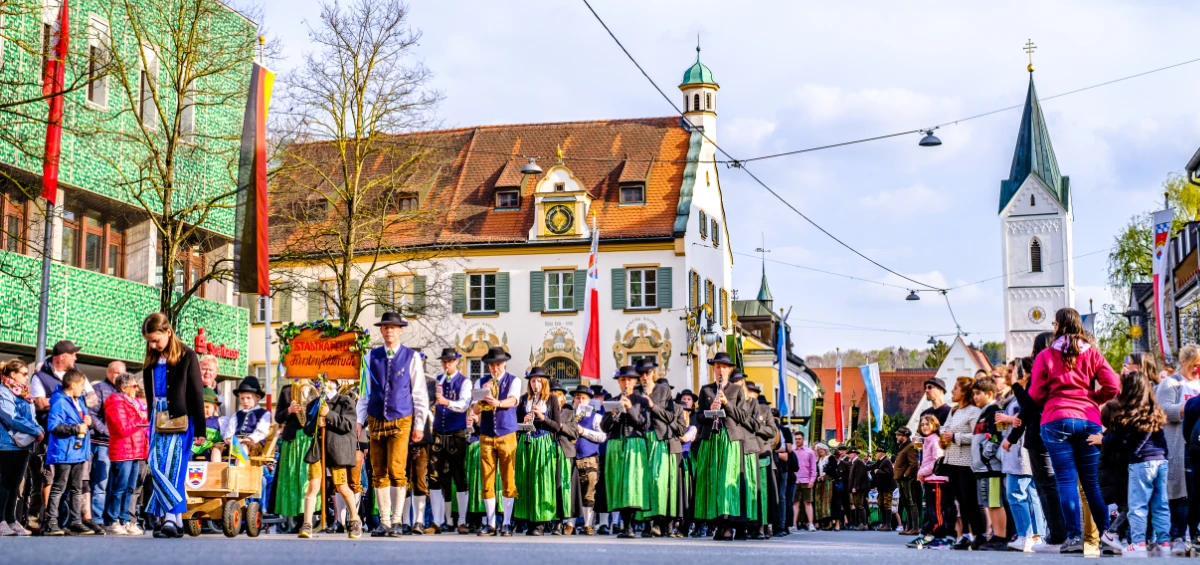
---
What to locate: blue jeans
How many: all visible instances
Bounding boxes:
[1041,418,1108,537]
[103,460,140,525]
[90,443,109,519]
[1129,460,1172,544]
[1006,474,1046,538]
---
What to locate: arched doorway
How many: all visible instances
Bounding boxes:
[545,357,581,388]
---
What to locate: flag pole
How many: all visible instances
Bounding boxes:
[33,204,54,369]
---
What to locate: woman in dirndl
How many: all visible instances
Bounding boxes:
[812,443,833,527]
[601,365,652,539]
[272,379,320,522]
[692,352,751,541]
[513,368,565,535]
[140,312,206,539]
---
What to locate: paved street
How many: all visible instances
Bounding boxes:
[1,530,1111,564]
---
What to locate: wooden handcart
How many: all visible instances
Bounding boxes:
[181,429,278,537]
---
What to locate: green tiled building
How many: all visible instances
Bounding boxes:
[0,0,256,381]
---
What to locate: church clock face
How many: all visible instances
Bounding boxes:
[1028,306,1047,324]
[545,204,574,235]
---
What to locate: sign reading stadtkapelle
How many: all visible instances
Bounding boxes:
[282,329,362,379]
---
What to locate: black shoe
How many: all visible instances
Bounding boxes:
[971,536,987,551]
[44,526,65,537]
[597,525,610,536]
[551,523,563,536]
[500,524,513,537]
[734,528,748,541]
[400,523,412,535]
[411,524,425,536]
[478,526,496,537]
[457,523,470,535]
[159,522,179,539]
[1059,536,1084,554]
[617,526,636,539]
[529,524,544,536]
[82,520,105,535]
[388,523,404,537]
[951,536,972,551]
[371,525,390,537]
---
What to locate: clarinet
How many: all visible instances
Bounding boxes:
[711,376,726,432]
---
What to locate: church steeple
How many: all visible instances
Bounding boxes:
[679,38,719,140]
[998,72,1070,214]
[756,262,773,310]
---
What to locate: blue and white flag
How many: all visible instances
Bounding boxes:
[858,362,884,432]
[777,308,791,416]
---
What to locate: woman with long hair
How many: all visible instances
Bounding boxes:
[140,312,206,538]
[1156,343,1200,554]
[1030,307,1122,554]
[1110,371,1170,553]
[937,376,985,549]
[513,368,567,535]
[0,359,41,536]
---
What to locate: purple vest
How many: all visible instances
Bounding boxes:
[235,407,269,435]
[367,346,416,422]
[575,411,600,459]
[434,373,468,433]
[478,372,517,438]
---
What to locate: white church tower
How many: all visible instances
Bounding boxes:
[1000,63,1075,359]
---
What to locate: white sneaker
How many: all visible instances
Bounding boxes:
[1008,536,1033,552]
[1033,542,1062,554]
[0,522,13,536]
[1126,542,1148,554]
[1099,531,1124,556]
[124,523,144,536]
[105,523,128,536]
[9,522,28,536]
[807,524,816,532]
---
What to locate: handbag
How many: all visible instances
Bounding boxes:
[155,411,188,434]
[931,456,947,477]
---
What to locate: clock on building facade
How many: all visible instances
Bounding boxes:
[545,204,574,235]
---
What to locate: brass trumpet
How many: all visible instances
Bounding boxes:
[293,378,319,427]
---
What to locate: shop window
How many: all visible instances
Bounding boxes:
[2,195,25,254]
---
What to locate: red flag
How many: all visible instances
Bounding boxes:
[235,63,274,296]
[834,352,844,442]
[580,216,601,380]
[42,0,70,204]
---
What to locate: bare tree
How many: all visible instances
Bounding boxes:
[271,0,455,333]
[74,0,269,323]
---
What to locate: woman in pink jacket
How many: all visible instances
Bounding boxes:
[102,373,149,534]
[1029,307,1121,555]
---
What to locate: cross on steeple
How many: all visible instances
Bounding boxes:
[755,233,773,305]
[1024,39,1037,73]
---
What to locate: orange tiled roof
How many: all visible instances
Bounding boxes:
[268,117,693,256]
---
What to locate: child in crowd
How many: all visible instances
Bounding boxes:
[299,381,361,540]
[102,372,149,535]
[44,369,91,536]
[999,360,1046,552]
[910,414,949,549]
[1114,371,1171,553]
[970,377,1006,550]
[193,388,225,461]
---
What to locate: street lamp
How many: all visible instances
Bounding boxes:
[906,290,921,301]
[927,336,937,345]
[520,157,543,175]
[919,130,942,147]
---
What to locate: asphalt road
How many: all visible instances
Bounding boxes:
[2,530,1110,564]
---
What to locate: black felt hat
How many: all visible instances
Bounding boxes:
[375,311,409,327]
[437,348,461,361]
[634,357,659,374]
[234,376,265,398]
[482,346,511,363]
[525,365,548,379]
[614,365,640,379]
[707,352,735,366]
[571,385,594,398]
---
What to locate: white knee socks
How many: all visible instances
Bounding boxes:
[398,491,411,526]
[413,495,427,527]
[391,486,406,526]
[457,492,469,525]
[430,492,445,526]
[502,497,515,527]
[485,497,497,528]
[342,492,359,523]
[375,487,393,527]
[303,494,317,526]
[596,510,608,527]
[334,494,347,525]
[583,507,594,528]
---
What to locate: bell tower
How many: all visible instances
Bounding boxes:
[679,39,718,142]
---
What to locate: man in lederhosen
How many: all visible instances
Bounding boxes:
[570,385,606,535]
[356,312,428,537]
[400,368,436,535]
[472,346,521,537]
[429,347,471,534]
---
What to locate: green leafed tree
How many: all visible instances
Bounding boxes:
[925,340,950,369]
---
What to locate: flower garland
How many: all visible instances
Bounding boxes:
[275,320,372,396]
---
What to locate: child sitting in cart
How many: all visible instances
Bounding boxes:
[298,380,362,540]
[193,388,226,461]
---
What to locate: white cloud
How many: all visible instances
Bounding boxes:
[857,184,948,217]
[720,118,777,150]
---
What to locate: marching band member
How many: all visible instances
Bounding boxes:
[472,347,521,537]
[356,312,429,538]
[299,381,362,540]
[431,348,471,533]
[746,382,779,540]
[601,366,652,539]
[674,389,698,537]
[401,373,437,535]
[274,378,318,527]
[635,358,679,537]
[694,353,751,541]
[572,385,607,535]
[513,367,566,535]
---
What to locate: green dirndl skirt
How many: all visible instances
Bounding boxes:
[604,436,649,511]
[754,456,770,525]
[678,453,695,520]
[814,477,833,522]
[694,429,742,521]
[636,432,678,520]
[514,433,559,523]
[274,432,319,517]
[467,440,504,513]
[741,452,760,522]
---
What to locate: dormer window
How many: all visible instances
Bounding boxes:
[620,183,645,204]
[395,196,418,212]
[496,190,519,210]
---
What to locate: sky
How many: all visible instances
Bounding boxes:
[254,0,1200,358]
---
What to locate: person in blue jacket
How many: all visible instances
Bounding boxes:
[44,369,92,536]
[0,358,43,536]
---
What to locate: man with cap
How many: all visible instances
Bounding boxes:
[471,346,521,537]
[221,376,270,456]
[867,444,898,531]
[694,352,751,541]
[920,378,950,426]
[893,426,920,535]
[27,340,95,534]
[635,357,678,537]
[570,384,607,535]
[673,388,698,537]
[430,347,471,534]
[601,365,652,539]
[356,311,429,537]
[846,448,870,530]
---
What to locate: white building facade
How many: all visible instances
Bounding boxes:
[248,49,734,394]
[999,71,1074,359]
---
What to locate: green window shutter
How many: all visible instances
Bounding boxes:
[529,271,544,312]
[451,273,466,313]
[239,293,253,311]
[574,269,586,311]
[610,268,626,310]
[656,267,672,309]
[412,276,427,315]
[348,279,361,320]
[279,291,293,322]
[496,272,510,313]
[374,278,389,316]
[306,282,320,320]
